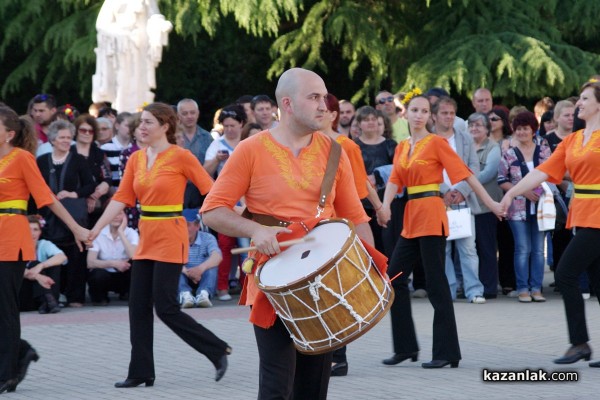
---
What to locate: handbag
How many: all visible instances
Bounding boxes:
[446,206,473,241]
[43,153,89,244]
[537,182,556,231]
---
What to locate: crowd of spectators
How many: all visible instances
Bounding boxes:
[9,80,596,314]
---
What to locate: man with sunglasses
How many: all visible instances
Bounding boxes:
[375,90,409,142]
[29,94,57,144]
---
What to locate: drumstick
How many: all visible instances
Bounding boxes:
[231,236,315,255]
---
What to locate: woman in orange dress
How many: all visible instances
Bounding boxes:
[378,93,502,369]
[89,103,231,388]
[500,80,600,367]
[0,105,89,394]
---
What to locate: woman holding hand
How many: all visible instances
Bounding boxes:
[89,103,231,388]
[377,92,502,369]
[500,80,600,367]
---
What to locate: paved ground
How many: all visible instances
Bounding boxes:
[10,269,600,400]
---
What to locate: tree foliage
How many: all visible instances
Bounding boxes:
[1,0,598,110]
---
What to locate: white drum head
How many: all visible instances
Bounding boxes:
[259,221,352,287]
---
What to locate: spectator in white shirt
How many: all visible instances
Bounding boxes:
[87,210,139,305]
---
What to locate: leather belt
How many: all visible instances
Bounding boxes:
[250,213,291,227]
[407,191,442,201]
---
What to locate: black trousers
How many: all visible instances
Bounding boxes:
[387,235,461,361]
[497,219,516,290]
[554,228,600,345]
[0,261,26,381]
[126,259,229,379]
[475,212,499,296]
[57,243,87,304]
[88,268,130,303]
[254,318,332,400]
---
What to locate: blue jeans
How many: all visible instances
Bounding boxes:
[508,214,545,294]
[445,215,484,301]
[178,267,218,297]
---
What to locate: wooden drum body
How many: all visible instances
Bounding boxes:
[256,219,394,354]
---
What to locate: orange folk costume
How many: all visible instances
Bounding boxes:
[0,148,54,261]
[335,135,369,199]
[113,146,213,264]
[201,131,374,328]
[537,129,600,228]
[389,134,472,238]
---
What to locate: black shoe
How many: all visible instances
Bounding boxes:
[45,294,60,313]
[382,352,418,365]
[331,362,348,376]
[554,343,592,364]
[17,347,40,384]
[215,347,232,382]
[483,293,497,299]
[38,301,49,314]
[590,361,600,368]
[0,379,17,394]
[422,360,459,369]
[114,378,155,388]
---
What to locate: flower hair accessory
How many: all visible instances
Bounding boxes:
[402,87,423,105]
[589,78,599,83]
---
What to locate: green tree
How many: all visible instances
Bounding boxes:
[1,0,598,112]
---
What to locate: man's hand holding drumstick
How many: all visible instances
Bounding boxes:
[248,225,293,256]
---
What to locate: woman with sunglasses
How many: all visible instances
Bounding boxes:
[89,102,230,388]
[36,120,96,308]
[73,115,113,223]
[0,105,89,394]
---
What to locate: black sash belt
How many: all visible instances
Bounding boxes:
[140,211,183,218]
[407,191,442,201]
[574,189,600,195]
[0,208,27,215]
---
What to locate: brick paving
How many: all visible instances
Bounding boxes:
[10,270,600,399]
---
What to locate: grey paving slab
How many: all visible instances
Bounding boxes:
[10,270,600,399]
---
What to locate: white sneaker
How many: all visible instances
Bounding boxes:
[470,296,486,304]
[179,291,195,308]
[196,290,213,308]
[217,290,232,301]
[583,293,591,300]
[412,289,428,298]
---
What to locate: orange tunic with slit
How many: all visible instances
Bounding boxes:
[201,131,371,327]
[336,135,369,199]
[113,145,213,264]
[0,148,54,261]
[537,129,600,229]
[389,134,472,238]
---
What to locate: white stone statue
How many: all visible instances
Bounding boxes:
[92,0,173,113]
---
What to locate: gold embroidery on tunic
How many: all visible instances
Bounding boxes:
[398,135,433,168]
[572,130,600,157]
[135,147,178,186]
[0,149,19,180]
[260,134,322,190]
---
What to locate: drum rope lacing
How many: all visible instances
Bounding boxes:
[309,275,364,324]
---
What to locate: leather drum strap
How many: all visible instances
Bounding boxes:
[318,138,342,211]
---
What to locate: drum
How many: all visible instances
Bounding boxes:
[256,218,394,354]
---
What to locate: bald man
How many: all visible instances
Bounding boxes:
[472,88,493,114]
[201,68,373,399]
